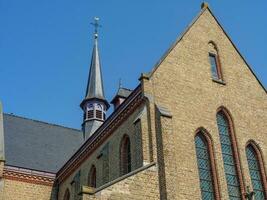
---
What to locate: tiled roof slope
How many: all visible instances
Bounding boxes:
[3,114,83,173]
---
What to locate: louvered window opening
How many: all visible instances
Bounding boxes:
[96,110,102,119]
[246,146,265,200]
[87,110,94,119]
[217,112,241,200]
[195,134,215,200]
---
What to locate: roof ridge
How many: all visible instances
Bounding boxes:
[3,113,81,132]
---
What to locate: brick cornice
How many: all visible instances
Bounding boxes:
[3,165,55,186]
[57,85,143,183]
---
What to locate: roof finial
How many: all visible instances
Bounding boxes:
[201,2,209,9]
[91,17,101,39]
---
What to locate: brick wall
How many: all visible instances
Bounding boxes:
[81,164,159,200]
[58,104,147,200]
[2,179,56,200]
[144,7,267,199]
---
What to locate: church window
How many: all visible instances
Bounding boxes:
[63,188,70,200]
[209,54,219,79]
[195,132,216,199]
[88,165,97,188]
[102,143,109,184]
[73,170,81,199]
[120,135,131,175]
[217,110,242,199]
[208,42,222,81]
[246,143,267,199]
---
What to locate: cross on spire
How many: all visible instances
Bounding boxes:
[91,17,101,39]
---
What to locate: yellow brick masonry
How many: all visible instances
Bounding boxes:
[144,6,267,200]
[2,4,266,200]
[81,164,159,200]
[2,179,55,200]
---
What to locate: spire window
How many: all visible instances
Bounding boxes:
[96,104,103,120]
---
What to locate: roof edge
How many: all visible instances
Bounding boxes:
[3,113,82,132]
[146,3,266,93]
[56,84,142,181]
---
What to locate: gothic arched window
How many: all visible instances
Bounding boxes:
[195,130,219,200]
[120,135,131,175]
[88,165,96,188]
[63,188,70,200]
[246,143,267,199]
[208,41,223,80]
[216,109,244,199]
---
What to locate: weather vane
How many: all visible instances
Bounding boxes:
[91,17,101,38]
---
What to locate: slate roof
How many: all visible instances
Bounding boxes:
[116,88,132,98]
[3,114,83,173]
[111,88,132,104]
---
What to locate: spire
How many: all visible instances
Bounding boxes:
[81,17,109,108]
[80,17,109,140]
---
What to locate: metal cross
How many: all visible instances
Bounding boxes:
[245,186,255,200]
[90,17,101,38]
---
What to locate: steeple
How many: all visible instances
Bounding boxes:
[80,17,109,140]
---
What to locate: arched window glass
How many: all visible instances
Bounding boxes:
[246,145,266,200]
[208,42,222,80]
[120,135,131,175]
[63,189,70,200]
[88,165,96,188]
[195,133,216,199]
[217,111,241,199]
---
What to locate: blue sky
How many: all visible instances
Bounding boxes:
[1,0,266,129]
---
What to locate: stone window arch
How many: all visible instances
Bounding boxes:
[216,107,245,199]
[208,41,223,80]
[63,188,70,200]
[88,165,96,188]
[120,134,131,175]
[194,128,220,199]
[246,141,267,199]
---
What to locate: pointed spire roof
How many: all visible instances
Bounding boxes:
[81,18,109,108]
[85,36,105,100]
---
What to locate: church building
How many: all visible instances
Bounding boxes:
[0,3,266,200]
